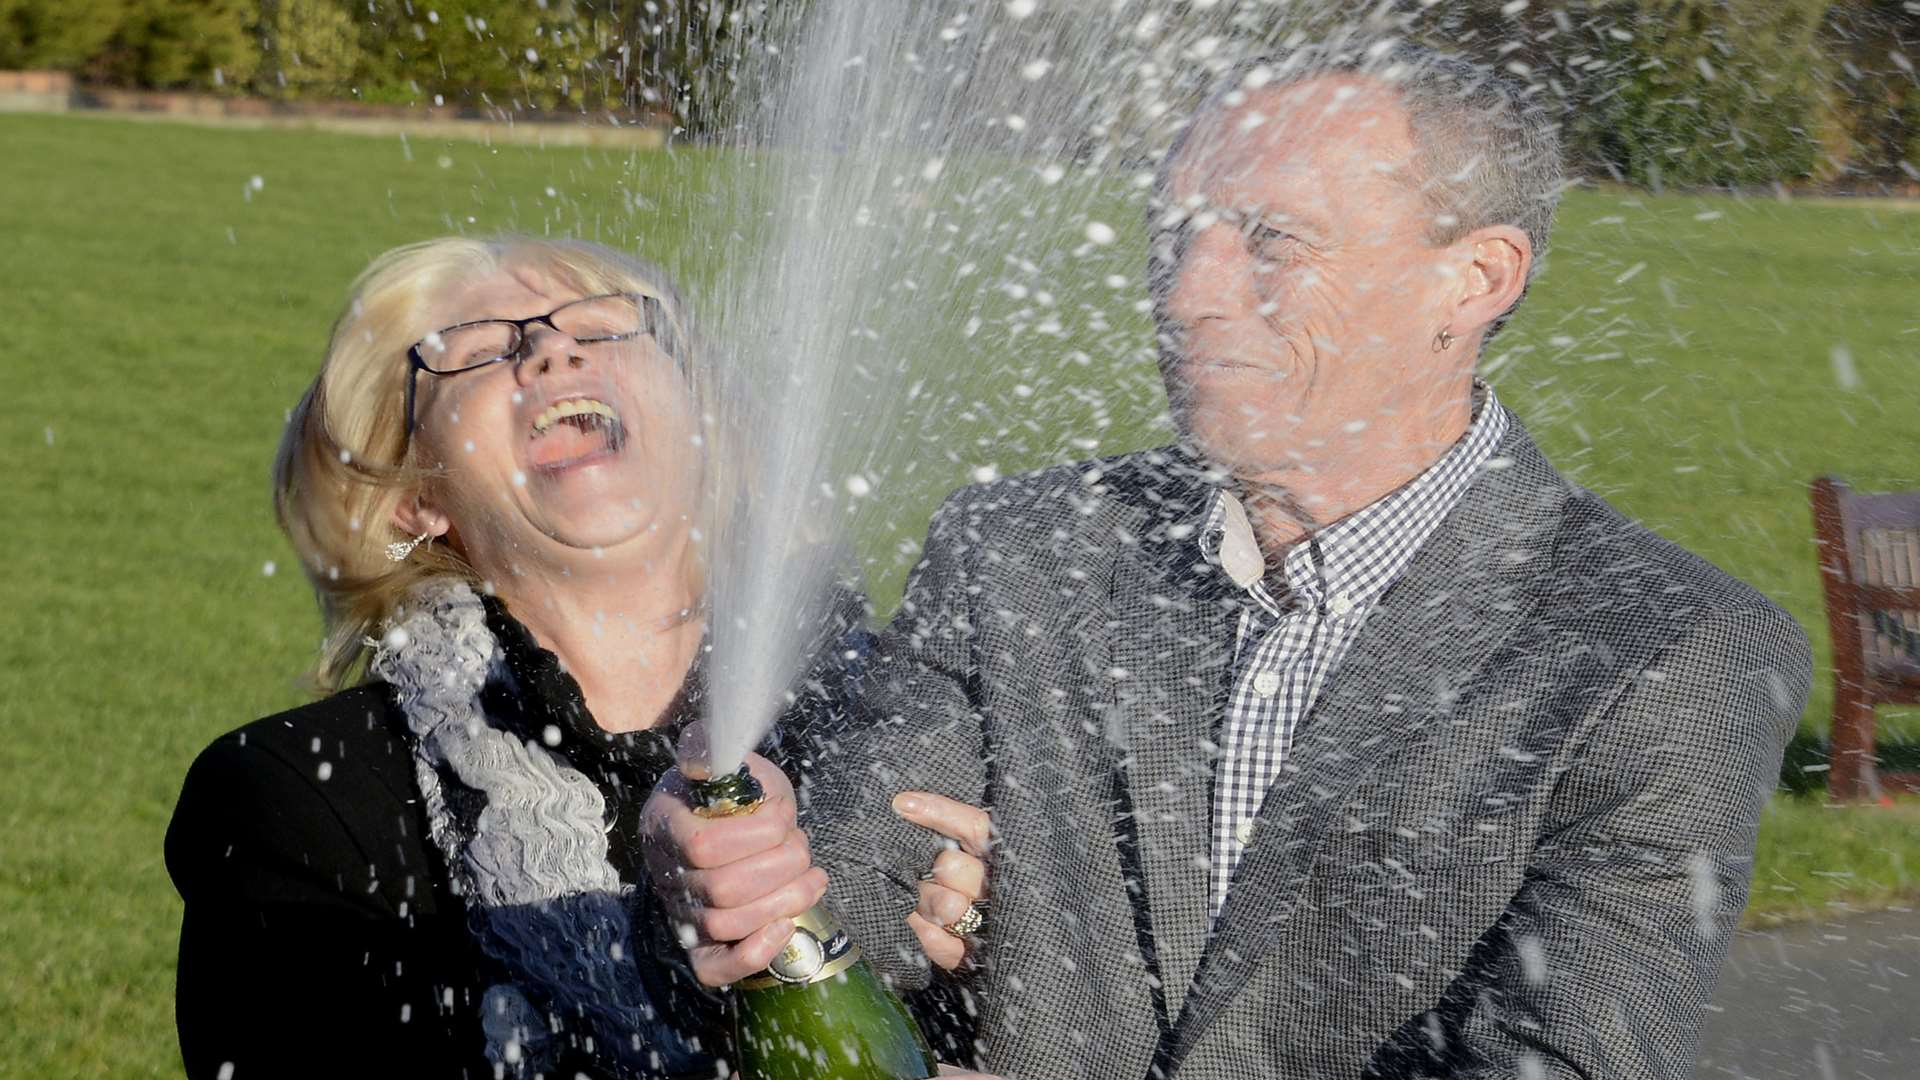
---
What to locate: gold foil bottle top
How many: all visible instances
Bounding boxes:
[689,763,766,819]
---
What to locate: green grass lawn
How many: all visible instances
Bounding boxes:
[2,112,1918,1075]
[1746,796,1920,925]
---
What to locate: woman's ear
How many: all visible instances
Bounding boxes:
[392,495,450,542]
[1448,225,1532,338]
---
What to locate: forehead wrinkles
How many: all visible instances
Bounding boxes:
[508,265,562,301]
[1169,78,1420,221]
[434,267,572,328]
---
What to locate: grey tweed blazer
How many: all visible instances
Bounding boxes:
[803,413,1812,1080]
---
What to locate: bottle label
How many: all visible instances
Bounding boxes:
[738,906,863,990]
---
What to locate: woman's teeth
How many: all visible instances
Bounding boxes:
[526,396,626,470]
[531,397,618,435]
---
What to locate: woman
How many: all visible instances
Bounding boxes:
[166,237,842,1079]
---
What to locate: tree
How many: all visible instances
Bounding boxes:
[0,0,129,70]
[90,0,260,90]
[1820,0,1920,184]
[1573,0,1836,187]
[250,0,361,99]
[349,0,598,111]
[566,0,795,130]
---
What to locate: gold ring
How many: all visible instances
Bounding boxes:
[944,903,985,937]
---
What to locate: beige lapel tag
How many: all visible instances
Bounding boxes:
[1215,491,1265,590]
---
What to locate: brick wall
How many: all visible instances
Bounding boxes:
[0,70,73,112]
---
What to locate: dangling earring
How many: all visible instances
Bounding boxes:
[385,531,431,562]
[1432,328,1456,352]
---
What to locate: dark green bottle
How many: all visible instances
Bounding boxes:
[689,765,937,1080]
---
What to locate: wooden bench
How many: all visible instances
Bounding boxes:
[1811,476,1920,800]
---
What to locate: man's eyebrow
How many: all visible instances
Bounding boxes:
[1149,188,1330,239]
[1247,207,1328,238]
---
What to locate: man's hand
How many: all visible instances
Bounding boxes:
[893,791,991,972]
[640,722,829,987]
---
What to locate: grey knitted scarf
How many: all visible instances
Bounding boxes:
[371,580,704,1078]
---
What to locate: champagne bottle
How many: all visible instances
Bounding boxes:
[689,765,938,1080]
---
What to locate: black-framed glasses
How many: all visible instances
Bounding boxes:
[404,292,665,435]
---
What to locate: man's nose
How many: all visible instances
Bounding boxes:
[512,324,587,385]
[1163,223,1246,327]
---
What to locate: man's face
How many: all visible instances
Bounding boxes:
[1152,76,1463,479]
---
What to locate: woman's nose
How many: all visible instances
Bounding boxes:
[512,325,588,385]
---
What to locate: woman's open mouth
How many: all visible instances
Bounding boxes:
[527,396,627,472]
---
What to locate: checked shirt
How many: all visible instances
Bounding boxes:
[1199,385,1509,918]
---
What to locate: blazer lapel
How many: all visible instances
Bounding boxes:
[1103,448,1238,1023]
[1169,419,1571,1061]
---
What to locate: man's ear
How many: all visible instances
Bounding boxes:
[392,495,450,542]
[1446,224,1532,339]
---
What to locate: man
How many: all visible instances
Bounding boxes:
[647,42,1811,1079]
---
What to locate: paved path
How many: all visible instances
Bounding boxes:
[1697,908,1920,1079]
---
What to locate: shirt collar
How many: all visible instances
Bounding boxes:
[1198,382,1509,614]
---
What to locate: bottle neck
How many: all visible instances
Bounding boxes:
[684,766,861,988]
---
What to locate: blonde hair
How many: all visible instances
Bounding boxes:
[274,236,715,691]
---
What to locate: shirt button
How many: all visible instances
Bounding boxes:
[1329,593,1356,617]
[1234,819,1256,846]
[1252,670,1281,697]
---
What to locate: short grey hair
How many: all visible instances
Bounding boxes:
[1172,38,1565,335]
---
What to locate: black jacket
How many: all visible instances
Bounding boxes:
[166,594,860,1079]
[169,680,495,1078]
